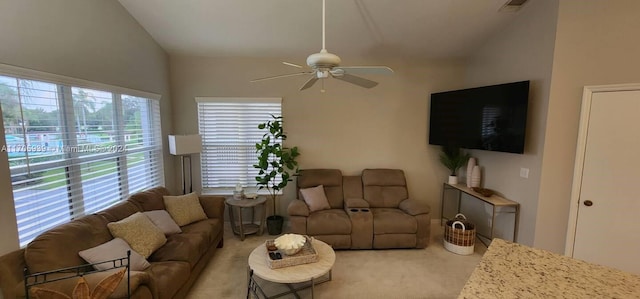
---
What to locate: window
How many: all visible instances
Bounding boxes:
[1,70,163,247]
[196,97,281,193]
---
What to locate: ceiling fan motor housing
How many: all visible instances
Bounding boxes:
[307,50,341,69]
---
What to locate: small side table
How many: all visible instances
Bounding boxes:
[225,196,267,241]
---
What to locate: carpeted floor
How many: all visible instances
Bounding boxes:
[186,222,486,299]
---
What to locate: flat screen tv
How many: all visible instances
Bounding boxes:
[428,81,529,154]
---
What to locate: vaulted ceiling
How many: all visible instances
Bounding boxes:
[119,0,528,60]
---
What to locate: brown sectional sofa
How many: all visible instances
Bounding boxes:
[0,187,225,299]
[288,168,431,249]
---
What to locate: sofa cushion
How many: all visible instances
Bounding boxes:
[148,233,206,268]
[372,208,417,234]
[180,218,223,246]
[307,209,352,235]
[78,238,150,271]
[145,261,190,299]
[107,212,167,258]
[25,215,112,273]
[342,175,363,199]
[128,187,170,211]
[298,169,344,209]
[300,185,331,212]
[362,169,408,208]
[144,210,182,235]
[163,193,207,226]
[97,201,140,222]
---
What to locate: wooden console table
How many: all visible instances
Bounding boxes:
[441,183,519,245]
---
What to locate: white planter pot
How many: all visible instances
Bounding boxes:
[448,175,459,185]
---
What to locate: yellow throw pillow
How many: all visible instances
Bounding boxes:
[163,193,208,226]
[107,212,166,258]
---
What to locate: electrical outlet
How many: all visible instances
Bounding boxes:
[520,168,529,178]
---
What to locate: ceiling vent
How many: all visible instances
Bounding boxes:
[500,0,529,12]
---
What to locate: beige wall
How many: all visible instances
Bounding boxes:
[0,0,173,254]
[536,0,640,252]
[169,55,466,215]
[464,0,559,247]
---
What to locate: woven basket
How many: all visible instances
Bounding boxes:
[444,214,475,255]
[265,236,318,269]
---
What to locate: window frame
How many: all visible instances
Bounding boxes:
[0,63,164,247]
[195,97,282,195]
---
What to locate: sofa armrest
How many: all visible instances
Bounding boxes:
[345,198,369,209]
[0,249,25,299]
[399,199,431,216]
[288,200,310,217]
[199,195,225,219]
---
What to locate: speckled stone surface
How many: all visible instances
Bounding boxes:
[458,239,640,299]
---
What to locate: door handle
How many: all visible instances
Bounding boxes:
[583,200,593,207]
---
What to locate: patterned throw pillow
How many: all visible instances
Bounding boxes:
[163,193,207,226]
[107,212,166,258]
[31,268,126,299]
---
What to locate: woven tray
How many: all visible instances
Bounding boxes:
[265,236,318,269]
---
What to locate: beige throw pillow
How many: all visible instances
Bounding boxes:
[107,212,166,258]
[78,238,151,271]
[300,185,331,212]
[163,193,207,226]
[143,210,182,235]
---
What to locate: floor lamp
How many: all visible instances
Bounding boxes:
[168,134,202,195]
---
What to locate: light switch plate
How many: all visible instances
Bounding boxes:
[520,168,529,178]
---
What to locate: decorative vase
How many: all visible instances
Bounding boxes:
[448,175,458,185]
[466,157,476,188]
[471,166,481,188]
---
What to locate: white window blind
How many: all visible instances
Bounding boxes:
[196,97,281,193]
[1,72,163,247]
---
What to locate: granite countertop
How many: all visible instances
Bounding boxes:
[458,239,640,298]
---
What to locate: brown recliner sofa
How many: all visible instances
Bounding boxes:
[288,168,431,249]
[0,187,225,299]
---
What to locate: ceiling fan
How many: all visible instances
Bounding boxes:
[250,0,394,91]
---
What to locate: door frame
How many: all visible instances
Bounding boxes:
[565,83,640,257]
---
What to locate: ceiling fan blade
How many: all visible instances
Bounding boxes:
[282,61,304,68]
[333,73,378,89]
[333,66,394,75]
[300,75,319,90]
[250,72,312,82]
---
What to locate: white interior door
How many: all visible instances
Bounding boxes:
[571,88,640,274]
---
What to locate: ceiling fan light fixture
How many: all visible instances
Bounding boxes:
[317,70,330,79]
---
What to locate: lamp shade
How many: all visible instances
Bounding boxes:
[168,134,202,155]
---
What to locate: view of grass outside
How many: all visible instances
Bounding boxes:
[38,152,145,189]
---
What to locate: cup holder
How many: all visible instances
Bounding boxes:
[350,208,359,212]
[360,209,370,212]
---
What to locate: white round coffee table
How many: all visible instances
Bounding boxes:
[247,239,335,298]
